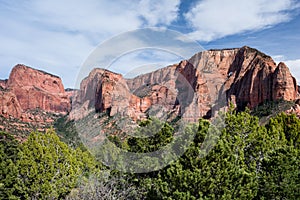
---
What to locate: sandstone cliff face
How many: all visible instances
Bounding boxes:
[0,79,7,89]
[224,47,297,109]
[183,46,298,113]
[70,68,115,120]
[126,64,183,119]
[7,65,64,93]
[126,61,211,121]
[0,64,72,136]
[272,62,297,101]
[71,46,298,122]
[70,68,180,121]
[7,64,70,113]
[0,64,71,124]
[0,90,22,118]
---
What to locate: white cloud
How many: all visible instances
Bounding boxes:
[273,55,286,61]
[138,0,180,26]
[30,0,143,38]
[75,28,204,88]
[109,49,181,77]
[285,59,300,84]
[0,15,94,88]
[0,0,180,88]
[184,0,299,41]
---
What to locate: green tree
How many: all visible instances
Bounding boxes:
[0,132,20,199]
[256,112,300,199]
[258,146,300,199]
[126,118,174,153]
[14,129,82,199]
[145,110,262,199]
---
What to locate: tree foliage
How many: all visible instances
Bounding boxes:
[0,110,299,199]
[14,129,82,199]
[0,129,100,199]
[125,111,300,199]
[125,118,174,153]
[0,132,20,199]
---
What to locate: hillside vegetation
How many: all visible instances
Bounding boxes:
[1,109,299,199]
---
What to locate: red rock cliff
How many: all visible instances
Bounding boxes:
[7,64,70,113]
[222,47,297,109]
[0,64,71,120]
[0,90,22,118]
[0,79,7,89]
[70,66,182,121]
[71,46,298,122]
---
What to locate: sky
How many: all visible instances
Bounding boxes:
[0,0,300,88]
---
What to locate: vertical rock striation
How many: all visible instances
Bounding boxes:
[70,46,298,122]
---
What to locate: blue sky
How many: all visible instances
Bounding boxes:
[1,0,300,88]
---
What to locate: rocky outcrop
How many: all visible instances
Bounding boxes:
[127,46,298,119]
[272,62,297,101]
[0,64,71,123]
[70,68,180,121]
[223,47,297,110]
[71,46,298,122]
[70,68,112,120]
[7,64,70,113]
[0,90,22,118]
[0,64,72,137]
[0,79,7,89]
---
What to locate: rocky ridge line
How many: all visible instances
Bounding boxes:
[70,46,298,123]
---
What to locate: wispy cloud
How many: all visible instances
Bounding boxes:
[0,0,180,87]
[138,0,180,26]
[76,28,204,88]
[0,0,299,88]
[110,50,181,78]
[285,59,300,84]
[184,0,300,41]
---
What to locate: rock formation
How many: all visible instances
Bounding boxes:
[71,46,298,122]
[7,64,70,113]
[0,64,71,135]
[1,46,298,137]
[0,79,7,89]
[70,68,181,121]
[223,47,297,110]
[0,90,22,118]
[272,62,297,101]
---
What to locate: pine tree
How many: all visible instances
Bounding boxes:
[0,132,20,199]
[14,129,82,199]
[256,112,300,199]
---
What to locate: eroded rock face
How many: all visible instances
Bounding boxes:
[7,64,70,113]
[0,64,70,120]
[71,46,298,122]
[70,68,117,120]
[70,67,181,121]
[0,79,7,89]
[224,47,297,109]
[0,64,72,136]
[0,90,22,118]
[272,62,297,101]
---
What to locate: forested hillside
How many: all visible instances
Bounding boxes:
[1,108,299,199]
